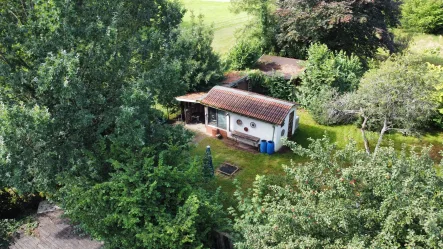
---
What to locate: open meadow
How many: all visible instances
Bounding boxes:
[181,0,250,54]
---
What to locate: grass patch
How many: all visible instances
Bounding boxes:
[181,0,250,54]
[393,29,443,65]
[191,136,306,196]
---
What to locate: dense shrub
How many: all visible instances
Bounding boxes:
[298,43,364,124]
[0,219,18,247]
[248,71,297,102]
[232,136,443,248]
[428,63,443,129]
[401,0,443,34]
[226,37,262,70]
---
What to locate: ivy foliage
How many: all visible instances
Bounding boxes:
[232,136,443,248]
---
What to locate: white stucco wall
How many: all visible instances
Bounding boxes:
[204,106,299,152]
[228,112,275,144]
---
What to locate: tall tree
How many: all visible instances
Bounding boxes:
[232,136,443,248]
[231,0,277,51]
[276,0,400,58]
[334,55,438,155]
[0,0,185,193]
[0,1,228,247]
[401,0,443,34]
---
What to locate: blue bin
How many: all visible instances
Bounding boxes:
[267,140,275,155]
[260,140,267,153]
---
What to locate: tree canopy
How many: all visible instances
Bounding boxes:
[401,0,443,34]
[333,55,438,155]
[276,0,400,58]
[0,0,227,247]
[232,136,443,248]
[298,43,364,125]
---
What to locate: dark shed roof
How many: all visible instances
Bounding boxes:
[257,55,305,79]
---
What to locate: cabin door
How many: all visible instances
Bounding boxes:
[288,111,294,136]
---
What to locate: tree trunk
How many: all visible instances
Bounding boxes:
[360,115,370,155]
[373,118,388,158]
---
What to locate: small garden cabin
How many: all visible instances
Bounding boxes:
[176,86,299,151]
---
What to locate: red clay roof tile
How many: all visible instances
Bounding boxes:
[200,86,295,125]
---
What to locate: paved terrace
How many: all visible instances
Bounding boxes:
[9,204,102,249]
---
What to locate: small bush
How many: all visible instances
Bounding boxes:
[226,38,262,70]
[0,219,18,247]
[401,0,443,34]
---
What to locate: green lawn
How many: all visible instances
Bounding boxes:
[393,29,443,65]
[191,109,443,199]
[181,0,250,54]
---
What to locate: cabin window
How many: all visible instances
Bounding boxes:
[208,107,227,129]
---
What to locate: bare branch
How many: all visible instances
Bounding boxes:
[360,114,371,155]
[373,117,388,158]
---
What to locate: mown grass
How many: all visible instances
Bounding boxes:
[190,109,443,200]
[181,0,250,54]
[393,29,443,65]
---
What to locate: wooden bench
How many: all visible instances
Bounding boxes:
[231,131,261,148]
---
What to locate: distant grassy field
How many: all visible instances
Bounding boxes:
[181,0,250,54]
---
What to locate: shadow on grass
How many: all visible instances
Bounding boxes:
[422,55,443,66]
[290,122,337,148]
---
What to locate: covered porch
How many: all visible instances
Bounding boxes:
[176,92,207,125]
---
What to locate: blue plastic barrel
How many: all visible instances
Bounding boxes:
[267,140,275,155]
[260,140,267,153]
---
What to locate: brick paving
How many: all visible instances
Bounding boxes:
[9,210,103,249]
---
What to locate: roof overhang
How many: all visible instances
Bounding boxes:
[175,92,207,103]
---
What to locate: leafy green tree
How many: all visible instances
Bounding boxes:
[298,43,364,124]
[0,0,185,193]
[335,55,438,155]
[231,0,277,52]
[0,0,228,247]
[248,71,297,102]
[276,0,400,58]
[60,142,228,249]
[226,37,262,70]
[428,63,443,128]
[232,136,443,248]
[168,14,223,92]
[401,0,443,34]
[145,14,222,115]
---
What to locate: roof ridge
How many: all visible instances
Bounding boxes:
[212,86,296,106]
[201,86,295,125]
